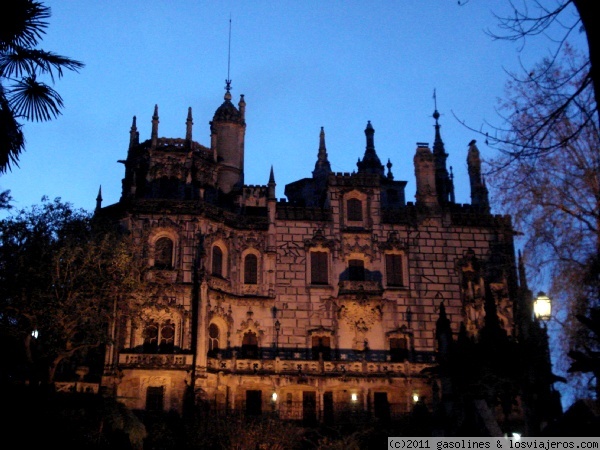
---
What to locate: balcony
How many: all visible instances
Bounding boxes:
[338,280,383,295]
[206,353,434,376]
[117,353,194,369]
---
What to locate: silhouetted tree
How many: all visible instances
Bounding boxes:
[484,43,599,399]
[0,197,150,385]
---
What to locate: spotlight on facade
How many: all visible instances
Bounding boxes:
[351,393,358,402]
[31,329,38,339]
[533,292,552,321]
[271,392,277,402]
[412,393,419,403]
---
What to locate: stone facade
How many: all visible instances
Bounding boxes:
[97,85,545,432]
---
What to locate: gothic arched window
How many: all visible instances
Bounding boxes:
[143,321,159,353]
[212,246,223,277]
[154,237,173,269]
[159,320,175,353]
[208,323,220,357]
[244,254,258,284]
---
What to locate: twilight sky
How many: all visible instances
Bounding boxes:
[2,0,585,217]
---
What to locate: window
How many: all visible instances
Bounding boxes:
[310,251,328,285]
[154,237,173,269]
[244,254,258,284]
[159,320,175,353]
[390,337,409,362]
[348,259,365,281]
[143,321,159,353]
[212,246,223,277]
[241,331,259,359]
[386,254,404,287]
[347,198,363,221]
[311,336,331,360]
[208,323,220,357]
[143,319,176,353]
[146,386,165,411]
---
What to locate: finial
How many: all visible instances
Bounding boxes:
[433,89,440,121]
[225,14,233,97]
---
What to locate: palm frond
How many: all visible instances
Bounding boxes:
[8,75,64,122]
[1,48,84,81]
[0,0,50,51]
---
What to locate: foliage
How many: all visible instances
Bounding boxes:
[0,0,84,173]
[485,44,600,399]
[0,189,12,210]
[4,384,146,450]
[0,197,149,385]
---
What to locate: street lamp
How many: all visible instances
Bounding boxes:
[533,291,552,321]
[274,319,281,355]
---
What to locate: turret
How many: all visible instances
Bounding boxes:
[413,143,438,207]
[467,140,490,211]
[210,82,246,194]
[356,121,384,176]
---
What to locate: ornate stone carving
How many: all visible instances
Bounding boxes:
[377,231,409,252]
[304,228,336,250]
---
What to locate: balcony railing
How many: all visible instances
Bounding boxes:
[206,355,434,376]
[211,401,412,424]
[117,353,194,368]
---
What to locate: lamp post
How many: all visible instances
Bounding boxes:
[533,291,552,322]
[274,319,281,355]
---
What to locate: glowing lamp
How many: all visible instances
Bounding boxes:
[533,292,552,321]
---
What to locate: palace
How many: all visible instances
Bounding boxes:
[96,82,559,435]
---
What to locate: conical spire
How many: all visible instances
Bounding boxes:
[95,185,102,212]
[151,105,159,148]
[129,116,139,149]
[432,92,453,205]
[268,165,276,200]
[312,127,332,179]
[356,121,384,176]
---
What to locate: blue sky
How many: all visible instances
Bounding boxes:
[0,0,588,407]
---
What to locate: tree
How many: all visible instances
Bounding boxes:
[0,0,84,173]
[485,45,600,399]
[0,197,149,385]
[458,1,597,161]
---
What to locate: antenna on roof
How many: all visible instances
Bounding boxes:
[225,14,232,93]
